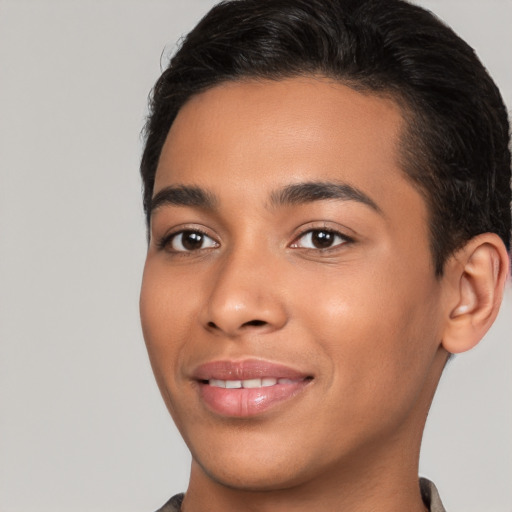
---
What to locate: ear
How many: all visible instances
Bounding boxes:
[441,233,510,354]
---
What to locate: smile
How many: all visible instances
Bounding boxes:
[193,360,313,417]
[208,378,299,388]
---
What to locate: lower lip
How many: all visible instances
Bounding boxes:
[198,380,311,418]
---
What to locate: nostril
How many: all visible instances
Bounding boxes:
[207,321,218,329]
[243,319,267,327]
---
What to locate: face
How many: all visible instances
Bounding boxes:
[140,77,448,491]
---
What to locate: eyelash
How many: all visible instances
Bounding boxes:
[156,229,219,253]
[156,227,354,254]
[291,228,354,251]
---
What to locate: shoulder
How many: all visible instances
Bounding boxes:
[420,477,446,512]
[154,493,184,512]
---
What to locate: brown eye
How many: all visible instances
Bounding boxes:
[170,230,218,252]
[311,230,335,248]
[292,229,348,250]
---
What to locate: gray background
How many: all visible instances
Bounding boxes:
[0,1,510,511]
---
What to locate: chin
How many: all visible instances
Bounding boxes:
[198,457,310,492]
[186,429,319,492]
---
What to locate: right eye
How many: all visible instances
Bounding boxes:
[164,230,219,252]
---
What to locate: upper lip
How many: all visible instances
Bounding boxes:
[192,359,311,381]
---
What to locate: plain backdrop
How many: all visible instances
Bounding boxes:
[0,1,511,511]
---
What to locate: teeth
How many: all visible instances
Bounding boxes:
[209,379,226,388]
[208,377,296,388]
[225,380,242,389]
[243,378,263,388]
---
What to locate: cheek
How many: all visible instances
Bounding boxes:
[139,259,205,428]
[140,260,195,377]
[293,262,441,408]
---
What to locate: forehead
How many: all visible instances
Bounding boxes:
[154,77,425,226]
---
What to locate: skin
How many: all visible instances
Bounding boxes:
[140,77,508,512]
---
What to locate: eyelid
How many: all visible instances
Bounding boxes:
[155,225,220,253]
[289,225,354,250]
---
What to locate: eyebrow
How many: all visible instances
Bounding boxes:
[269,181,382,213]
[150,180,382,217]
[150,185,218,215]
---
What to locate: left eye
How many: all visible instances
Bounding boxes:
[291,229,348,250]
[168,230,218,252]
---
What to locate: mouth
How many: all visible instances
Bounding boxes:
[206,377,306,388]
[193,359,314,418]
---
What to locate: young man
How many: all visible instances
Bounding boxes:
[139,1,511,510]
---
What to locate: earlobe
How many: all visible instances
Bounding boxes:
[442,234,510,354]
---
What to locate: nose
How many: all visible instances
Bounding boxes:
[200,247,288,337]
